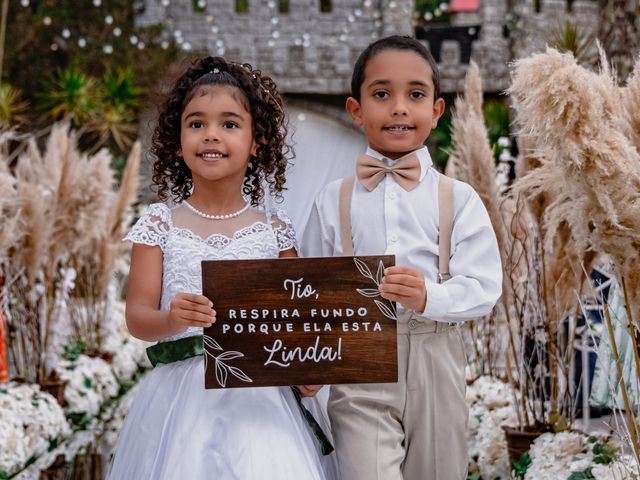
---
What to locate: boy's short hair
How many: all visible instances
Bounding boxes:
[350,35,441,102]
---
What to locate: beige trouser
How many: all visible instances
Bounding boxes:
[328,313,468,480]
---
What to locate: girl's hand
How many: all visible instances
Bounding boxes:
[168,293,216,332]
[295,385,323,397]
[379,266,427,312]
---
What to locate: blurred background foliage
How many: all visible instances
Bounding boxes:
[415,0,452,26]
[428,94,511,170]
[0,0,181,169]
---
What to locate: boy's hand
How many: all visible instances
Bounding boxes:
[168,293,216,332]
[379,266,427,312]
[295,385,323,397]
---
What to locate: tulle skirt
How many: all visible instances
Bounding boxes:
[107,356,338,480]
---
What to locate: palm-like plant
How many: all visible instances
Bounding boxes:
[548,21,595,66]
[0,83,28,129]
[86,105,138,153]
[85,68,140,154]
[102,68,140,111]
[38,69,97,127]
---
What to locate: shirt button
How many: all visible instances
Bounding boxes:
[389,191,397,200]
[409,320,417,330]
[389,235,398,242]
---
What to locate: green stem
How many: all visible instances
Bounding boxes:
[604,304,640,458]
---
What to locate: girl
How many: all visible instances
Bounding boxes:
[107,57,337,480]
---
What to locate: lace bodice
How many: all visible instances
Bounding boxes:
[124,202,297,342]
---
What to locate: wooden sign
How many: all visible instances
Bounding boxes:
[202,255,397,389]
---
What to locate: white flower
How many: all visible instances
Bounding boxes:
[0,383,70,475]
[525,432,588,480]
[474,407,513,479]
[56,355,119,416]
[592,456,640,480]
[111,336,149,381]
[497,136,511,148]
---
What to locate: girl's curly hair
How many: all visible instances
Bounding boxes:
[151,56,291,206]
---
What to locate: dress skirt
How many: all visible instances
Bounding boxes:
[107,356,337,480]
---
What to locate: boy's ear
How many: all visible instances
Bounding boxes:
[431,97,446,128]
[345,97,363,127]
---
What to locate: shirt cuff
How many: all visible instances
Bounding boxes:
[422,281,450,318]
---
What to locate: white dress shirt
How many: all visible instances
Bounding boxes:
[301,146,502,322]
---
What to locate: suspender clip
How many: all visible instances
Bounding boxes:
[438,272,452,284]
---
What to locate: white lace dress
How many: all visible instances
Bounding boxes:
[107,203,337,480]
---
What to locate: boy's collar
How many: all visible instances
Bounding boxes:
[364,146,433,182]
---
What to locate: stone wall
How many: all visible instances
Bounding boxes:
[137,0,413,94]
[136,0,600,95]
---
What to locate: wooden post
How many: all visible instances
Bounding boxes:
[0,0,8,81]
[0,270,8,383]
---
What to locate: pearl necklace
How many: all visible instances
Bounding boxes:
[183,199,250,220]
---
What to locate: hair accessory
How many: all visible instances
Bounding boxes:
[183,199,250,220]
[212,68,220,74]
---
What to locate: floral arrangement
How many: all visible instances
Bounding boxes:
[0,308,150,479]
[0,383,71,476]
[449,50,640,473]
[467,376,516,479]
[466,376,638,480]
[1,123,140,385]
[509,47,640,463]
[524,432,635,480]
[447,48,640,477]
[56,354,119,419]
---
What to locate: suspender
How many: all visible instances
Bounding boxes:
[437,174,454,283]
[338,173,454,283]
[338,176,356,256]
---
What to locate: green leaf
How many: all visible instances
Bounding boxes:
[66,412,92,429]
[0,83,29,128]
[592,442,618,465]
[567,467,594,479]
[513,451,532,479]
[102,68,140,110]
[37,69,98,126]
[63,338,87,362]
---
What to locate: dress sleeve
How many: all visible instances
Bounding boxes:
[123,203,171,251]
[269,208,299,252]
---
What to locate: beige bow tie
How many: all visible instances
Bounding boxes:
[355,152,421,192]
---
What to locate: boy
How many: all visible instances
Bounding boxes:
[302,36,502,479]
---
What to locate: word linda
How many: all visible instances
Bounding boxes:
[264,335,342,367]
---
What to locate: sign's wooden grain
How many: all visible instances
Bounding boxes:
[202,255,397,389]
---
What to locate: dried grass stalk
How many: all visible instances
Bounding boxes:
[604,304,640,460]
[508,47,640,322]
[447,62,511,285]
[0,169,21,261]
[622,58,640,161]
[4,123,139,380]
[447,62,515,379]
